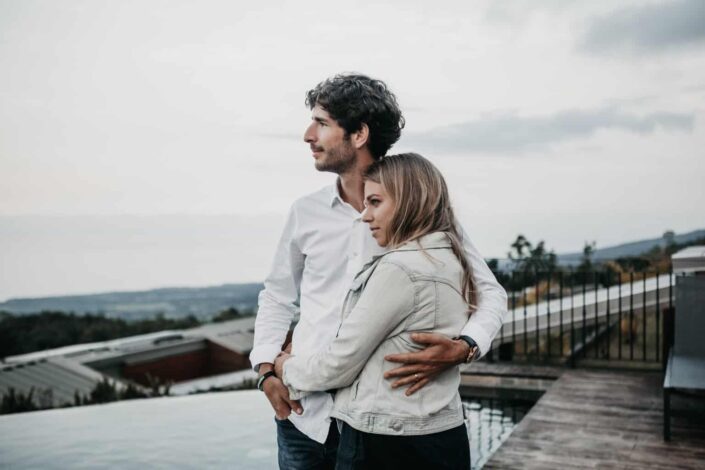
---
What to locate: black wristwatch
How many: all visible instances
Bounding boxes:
[257,371,276,391]
[455,335,480,363]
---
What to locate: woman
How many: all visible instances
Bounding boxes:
[274,153,474,469]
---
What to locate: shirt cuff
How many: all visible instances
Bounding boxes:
[249,344,283,372]
[282,359,309,401]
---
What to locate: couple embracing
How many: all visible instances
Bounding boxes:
[250,74,507,469]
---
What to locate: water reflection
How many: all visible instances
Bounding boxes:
[0,391,533,469]
[463,398,533,469]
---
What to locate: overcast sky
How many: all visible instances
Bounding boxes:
[1,0,704,299]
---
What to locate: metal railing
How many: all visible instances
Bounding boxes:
[485,268,674,367]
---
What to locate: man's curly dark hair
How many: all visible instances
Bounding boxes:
[305,73,405,160]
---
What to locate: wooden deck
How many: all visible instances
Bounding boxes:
[484,369,705,469]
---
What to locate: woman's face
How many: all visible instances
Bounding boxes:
[362,180,395,247]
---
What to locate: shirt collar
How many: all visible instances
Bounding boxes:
[328,179,344,207]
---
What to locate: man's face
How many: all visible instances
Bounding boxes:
[303,105,356,174]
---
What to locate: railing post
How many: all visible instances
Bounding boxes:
[656,269,660,362]
[511,270,517,359]
[606,269,611,360]
[570,267,575,368]
[559,270,564,359]
[535,269,540,360]
[662,306,675,373]
[643,272,647,361]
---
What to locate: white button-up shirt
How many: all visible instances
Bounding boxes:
[250,182,507,443]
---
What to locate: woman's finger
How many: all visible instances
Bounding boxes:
[384,363,434,379]
[390,372,424,388]
[405,377,430,396]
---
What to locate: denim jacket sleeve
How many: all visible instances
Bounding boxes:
[282,261,415,399]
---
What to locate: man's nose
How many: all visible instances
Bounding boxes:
[303,123,315,143]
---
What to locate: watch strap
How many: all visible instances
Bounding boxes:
[455,335,479,363]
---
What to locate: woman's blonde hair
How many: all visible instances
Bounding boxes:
[364,153,476,307]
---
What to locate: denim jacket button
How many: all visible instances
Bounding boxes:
[391,421,402,432]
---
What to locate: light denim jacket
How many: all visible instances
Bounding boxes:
[282,232,470,436]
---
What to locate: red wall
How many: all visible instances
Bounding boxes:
[122,341,251,386]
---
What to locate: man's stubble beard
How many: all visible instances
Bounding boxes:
[314,137,357,175]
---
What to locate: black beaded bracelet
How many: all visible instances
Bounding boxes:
[257,371,276,391]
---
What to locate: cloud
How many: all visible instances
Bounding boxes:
[580,0,705,54]
[405,108,694,154]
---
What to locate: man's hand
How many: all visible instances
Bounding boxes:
[384,332,471,396]
[259,362,302,420]
[274,352,291,379]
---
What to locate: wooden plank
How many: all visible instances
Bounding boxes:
[484,370,705,469]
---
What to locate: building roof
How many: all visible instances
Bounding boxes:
[184,316,256,354]
[0,356,115,407]
[1,317,258,407]
[5,317,258,366]
[672,245,705,274]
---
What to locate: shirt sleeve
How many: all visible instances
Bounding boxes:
[457,224,508,358]
[281,262,415,399]
[248,203,305,371]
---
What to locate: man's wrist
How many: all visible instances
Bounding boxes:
[257,371,276,391]
[257,363,274,375]
[454,336,479,363]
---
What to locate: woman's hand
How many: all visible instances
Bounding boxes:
[274,351,292,379]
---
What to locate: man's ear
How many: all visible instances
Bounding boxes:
[351,123,370,150]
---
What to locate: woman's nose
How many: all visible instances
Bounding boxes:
[361,207,372,222]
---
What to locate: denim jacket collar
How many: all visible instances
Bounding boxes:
[355,232,453,282]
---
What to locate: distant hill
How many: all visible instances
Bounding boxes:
[490,228,705,271]
[3,229,703,319]
[0,283,263,321]
[556,228,705,265]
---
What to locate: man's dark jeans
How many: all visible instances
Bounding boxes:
[275,418,339,470]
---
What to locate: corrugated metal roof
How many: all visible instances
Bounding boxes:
[0,357,119,408]
[4,330,186,364]
[5,318,259,368]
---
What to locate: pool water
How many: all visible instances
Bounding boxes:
[464,398,533,468]
[0,391,533,469]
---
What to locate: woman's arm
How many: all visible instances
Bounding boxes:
[280,261,416,399]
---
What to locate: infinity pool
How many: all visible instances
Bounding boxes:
[0,391,532,469]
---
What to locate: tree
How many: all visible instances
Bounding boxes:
[508,235,557,273]
[508,235,531,263]
[577,241,596,274]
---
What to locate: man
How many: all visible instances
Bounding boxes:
[250,73,507,469]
